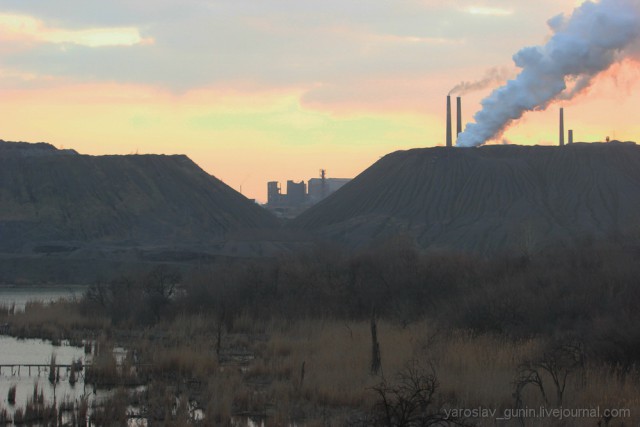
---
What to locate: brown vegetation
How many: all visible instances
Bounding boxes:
[4,235,640,425]
[6,385,16,406]
[0,299,109,343]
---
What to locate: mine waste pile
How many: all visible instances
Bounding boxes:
[293,142,640,254]
[0,140,277,251]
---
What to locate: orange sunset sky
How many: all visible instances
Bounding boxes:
[1,0,639,202]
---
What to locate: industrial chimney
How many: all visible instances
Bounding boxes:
[446,96,453,148]
[559,107,565,146]
[456,97,462,140]
[568,130,574,145]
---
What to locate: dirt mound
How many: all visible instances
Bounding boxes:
[292,143,640,254]
[0,141,278,251]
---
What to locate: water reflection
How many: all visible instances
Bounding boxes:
[0,336,87,410]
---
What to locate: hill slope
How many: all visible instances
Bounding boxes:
[292,143,640,254]
[0,140,278,251]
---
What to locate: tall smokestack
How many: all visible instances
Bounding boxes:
[446,95,452,148]
[457,0,640,148]
[559,107,565,146]
[456,97,462,139]
[568,129,574,145]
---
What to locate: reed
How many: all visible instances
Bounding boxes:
[6,385,16,406]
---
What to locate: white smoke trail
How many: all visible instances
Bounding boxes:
[558,75,593,100]
[457,0,640,147]
[448,67,513,96]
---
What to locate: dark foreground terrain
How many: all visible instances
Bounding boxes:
[1,235,640,426]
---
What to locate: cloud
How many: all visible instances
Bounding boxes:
[464,6,514,16]
[1,12,464,93]
[0,0,590,113]
[0,13,152,47]
[367,31,463,45]
[45,27,153,48]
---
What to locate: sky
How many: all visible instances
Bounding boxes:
[1,0,639,202]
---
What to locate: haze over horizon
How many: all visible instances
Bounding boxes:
[1,0,639,202]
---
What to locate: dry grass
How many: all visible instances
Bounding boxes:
[230,319,640,426]
[0,407,9,424]
[146,345,218,379]
[132,321,219,381]
[263,320,415,407]
[86,339,119,385]
[204,370,244,425]
[4,297,640,426]
[4,300,109,342]
[163,314,217,344]
[423,331,542,407]
[224,319,439,423]
[0,303,15,316]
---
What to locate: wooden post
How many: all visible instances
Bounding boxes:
[370,307,381,375]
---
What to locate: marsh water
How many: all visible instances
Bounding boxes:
[0,335,87,408]
[0,286,93,416]
[0,286,271,426]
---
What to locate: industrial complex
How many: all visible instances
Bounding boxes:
[265,170,351,218]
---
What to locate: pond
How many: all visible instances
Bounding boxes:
[0,335,150,425]
[0,287,282,426]
[0,335,87,410]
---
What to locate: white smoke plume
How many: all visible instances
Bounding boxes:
[448,67,513,96]
[457,0,640,147]
[558,75,593,100]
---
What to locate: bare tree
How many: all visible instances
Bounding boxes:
[143,265,181,322]
[514,341,586,408]
[369,361,468,427]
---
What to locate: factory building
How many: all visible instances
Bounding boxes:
[267,181,282,205]
[286,180,307,206]
[266,171,351,218]
[308,177,351,203]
